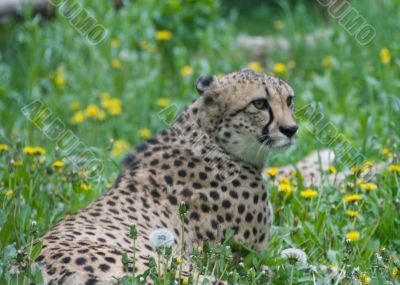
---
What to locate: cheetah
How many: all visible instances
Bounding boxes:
[37,69,329,284]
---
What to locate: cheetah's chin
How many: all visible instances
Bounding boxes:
[271,139,295,149]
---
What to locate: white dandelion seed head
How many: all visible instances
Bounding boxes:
[281,248,308,265]
[139,277,144,282]
[149,228,175,248]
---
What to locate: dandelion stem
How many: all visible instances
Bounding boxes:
[217,263,229,283]
[157,251,161,279]
[178,223,184,283]
[210,256,217,277]
[132,238,136,279]
[290,265,294,285]
[178,202,187,284]
[162,249,167,285]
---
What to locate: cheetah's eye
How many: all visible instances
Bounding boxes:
[286,96,293,107]
[252,99,268,110]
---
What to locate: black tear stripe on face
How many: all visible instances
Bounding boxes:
[261,100,274,137]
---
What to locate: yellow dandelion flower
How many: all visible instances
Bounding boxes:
[176,257,183,265]
[157,98,171,107]
[346,231,360,241]
[287,60,296,69]
[350,166,359,173]
[388,164,400,173]
[23,146,45,155]
[328,165,337,174]
[274,20,284,30]
[5,190,13,197]
[112,139,130,157]
[279,177,291,185]
[300,189,318,198]
[108,105,122,116]
[273,63,286,74]
[80,183,90,191]
[85,104,105,121]
[101,94,122,116]
[71,111,85,124]
[345,194,362,203]
[363,160,374,168]
[54,66,66,87]
[111,38,121,48]
[279,183,293,196]
[359,273,371,284]
[138,128,152,140]
[264,167,279,178]
[248,61,264,73]
[0,144,10,152]
[380,48,391,65]
[52,159,64,168]
[322,56,334,69]
[69,100,80,111]
[346,210,359,217]
[391,268,400,278]
[279,183,291,191]
[85,104,100,117]
[356,178,364,185]
[351,166,367,174]
[154,30,172,41]
[181,277,189,285]
[106,183,112,188]
[382,148,393,158]
[360,183,377,191]
[111,58,122,69]
[180,65,193,77]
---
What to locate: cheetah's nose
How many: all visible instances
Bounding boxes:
[279,125,298,138]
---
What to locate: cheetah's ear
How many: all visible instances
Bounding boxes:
[195,76,217,95]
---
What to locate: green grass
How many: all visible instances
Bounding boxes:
[0,0,399,284]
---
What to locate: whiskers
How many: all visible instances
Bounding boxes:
[257,134,272,145]
[222,132,271,169]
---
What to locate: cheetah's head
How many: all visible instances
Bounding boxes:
[195,69,297,169]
